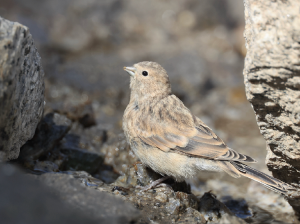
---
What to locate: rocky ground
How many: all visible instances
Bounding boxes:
[0,0,298,223]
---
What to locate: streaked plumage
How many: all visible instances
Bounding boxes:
[123,61,296,195]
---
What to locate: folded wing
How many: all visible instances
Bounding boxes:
[135,95,256,163]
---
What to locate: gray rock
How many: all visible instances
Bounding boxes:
[243,0,300,216]
[36,172,140,223]
[0,16,45,161]
[0,163,133,224]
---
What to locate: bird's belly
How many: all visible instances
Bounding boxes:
[130,140,222,182]
[133,146,193,181]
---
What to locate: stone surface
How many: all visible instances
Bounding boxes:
[0,16,45,161]
[19,113,71,162]
[0,163,135,224]
[60,147,104,174]
[36,172,140,223]
[112,164,245,223]
[243,0,300,216]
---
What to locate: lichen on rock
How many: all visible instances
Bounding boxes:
[0,16,45,161]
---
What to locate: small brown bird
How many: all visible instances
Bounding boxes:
[123,61,295,195]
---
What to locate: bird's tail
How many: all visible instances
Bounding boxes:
[232,161,296,194]
[226,161,296,195]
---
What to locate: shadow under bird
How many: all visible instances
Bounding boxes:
[122,61,296,196]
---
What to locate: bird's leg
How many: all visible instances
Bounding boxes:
[137,176,170,192]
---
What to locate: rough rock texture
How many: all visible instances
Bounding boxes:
[74,164,246,224]
[0,16,45,161]
[243,0,300,216]
[36,172,140,223]
[0,163,139,224]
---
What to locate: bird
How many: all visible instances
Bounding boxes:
[122,61,296,195]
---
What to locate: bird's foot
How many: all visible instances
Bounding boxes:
[136,176,170,192]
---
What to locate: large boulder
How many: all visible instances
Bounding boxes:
[243,0,300,216]
[0,16,45,161]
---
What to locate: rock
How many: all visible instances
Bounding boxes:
[217,213,247,224]
[243,0,300,216]
[0,163,134,224]
[53,100,96,128]
[33,160,59,172]
[0,16,45,161]
[246,181,295,223]
[19,113,71,162]
[198,192,239,223]
[57,128,105,175]
[36,172,140,223]
[175,191,199,211]
[165,198,181,215]
[245,206,286,224]
[60,147,104,174]
[112,163,247,223]
[178,208,206,224]
[221,196,252,219]
[71,171,106,188]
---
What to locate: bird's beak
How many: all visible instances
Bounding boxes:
[123,66,136,77]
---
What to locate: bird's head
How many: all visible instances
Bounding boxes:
[123,61,171,102]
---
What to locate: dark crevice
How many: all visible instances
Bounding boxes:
[249,66,297,73]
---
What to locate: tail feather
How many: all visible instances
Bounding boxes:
[216,148,257,163]
[229,161,296,195]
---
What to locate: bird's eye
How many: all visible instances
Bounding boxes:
[142,71,148,76]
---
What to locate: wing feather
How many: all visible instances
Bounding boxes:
[135,95,256,163]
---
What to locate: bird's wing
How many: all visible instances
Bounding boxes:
[135,95,255,163]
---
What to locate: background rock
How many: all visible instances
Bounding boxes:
[0,16,45,161]
[243,0,300,216]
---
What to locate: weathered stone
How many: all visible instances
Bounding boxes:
[0,163,131,224]
[243,0,300,216]
[36,172,140,223]
[0,16,45,161]
[19,113,71,161]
